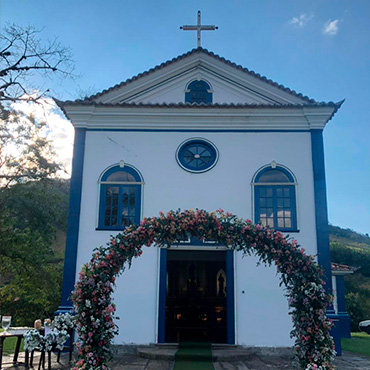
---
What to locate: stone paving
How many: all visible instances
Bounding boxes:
[3,349,370,370]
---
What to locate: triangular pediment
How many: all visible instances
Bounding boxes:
[85,48,314,106]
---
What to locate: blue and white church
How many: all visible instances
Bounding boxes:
[56,46,351,354]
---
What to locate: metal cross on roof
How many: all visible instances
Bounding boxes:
[180,11,218,48]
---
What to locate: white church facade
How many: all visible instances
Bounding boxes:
[56,48,349,353]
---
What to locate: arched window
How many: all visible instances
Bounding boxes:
[98,164,143,230]
[253,165,297,231]
[185,80,212,104]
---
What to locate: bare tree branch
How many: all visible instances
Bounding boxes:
[0,24,74,103]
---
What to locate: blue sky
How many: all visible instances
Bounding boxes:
[2,0,369,234]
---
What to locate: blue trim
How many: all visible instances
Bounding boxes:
[158,248,234,344]
[101,165,142,182]
[158,248,167,343]
[336,276,351,339]
[226,250,235,344]
[59,128,86,310]
[255,166,295,183]
[254,166,298,231]
[86,128,311,133]
[98,165,142,230]
[176,138,218,173]
[328,314,342,356]
[310,130,333,299]
[338,314,351,339]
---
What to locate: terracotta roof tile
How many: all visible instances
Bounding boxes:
[55,100,343,109]
[331,262,357,272]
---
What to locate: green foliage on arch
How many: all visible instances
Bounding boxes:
[71,209,335,370]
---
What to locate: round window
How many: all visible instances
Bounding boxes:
[176,138,218,173]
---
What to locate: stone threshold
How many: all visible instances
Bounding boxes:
[113,344,295,362]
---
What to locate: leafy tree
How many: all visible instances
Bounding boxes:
[0,103,61,189]
[0,23,73,323]
[0,23,74,188]
[330,229,370,331]
[0,180,69,325]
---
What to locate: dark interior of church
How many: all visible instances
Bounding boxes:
[165,250,227,343]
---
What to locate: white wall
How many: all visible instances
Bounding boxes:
[75,130,317,345]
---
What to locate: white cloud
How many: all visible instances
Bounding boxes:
[323,20,339,35]
[11,98,74,177]
[290,12,314,28]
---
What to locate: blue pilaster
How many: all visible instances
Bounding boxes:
[158,248,167,343]
[336,275,351,338]
[310,129,333,296]
[57,128,86,313]
[311,129,341,354]
[226,250,235,344]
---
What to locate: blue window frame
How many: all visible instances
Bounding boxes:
[185,80,212,104]
[176,138,218,173]
[254,166,297,231]
[98,165,142,230]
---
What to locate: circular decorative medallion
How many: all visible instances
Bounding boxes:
[176,138,219,173]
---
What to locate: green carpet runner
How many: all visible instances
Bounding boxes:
[173,342,215,370]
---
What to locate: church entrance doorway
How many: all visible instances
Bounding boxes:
[158,248,235,344]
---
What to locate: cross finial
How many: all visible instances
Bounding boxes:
[180,11,218,48]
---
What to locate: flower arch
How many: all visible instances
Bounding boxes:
[71,209,335,370]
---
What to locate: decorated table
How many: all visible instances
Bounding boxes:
[0,327,32,369]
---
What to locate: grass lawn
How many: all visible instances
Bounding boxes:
[0,329,24,356]
[342,332,370,357]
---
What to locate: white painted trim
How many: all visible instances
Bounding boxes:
[332,270,354,276]
[332,276,338,314]
[64,105,336,131]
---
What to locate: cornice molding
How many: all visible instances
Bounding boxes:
[60,105,337,131]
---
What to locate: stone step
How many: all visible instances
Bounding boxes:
[137,345,258,362]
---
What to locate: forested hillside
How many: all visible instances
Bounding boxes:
[329,225,370,331]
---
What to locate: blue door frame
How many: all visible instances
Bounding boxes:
[158,248,235,344]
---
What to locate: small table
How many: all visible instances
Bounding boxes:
[0,328,32,370]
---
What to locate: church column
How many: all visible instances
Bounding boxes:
[57,128,86,314]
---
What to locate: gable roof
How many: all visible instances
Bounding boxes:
[81,47,318,104]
